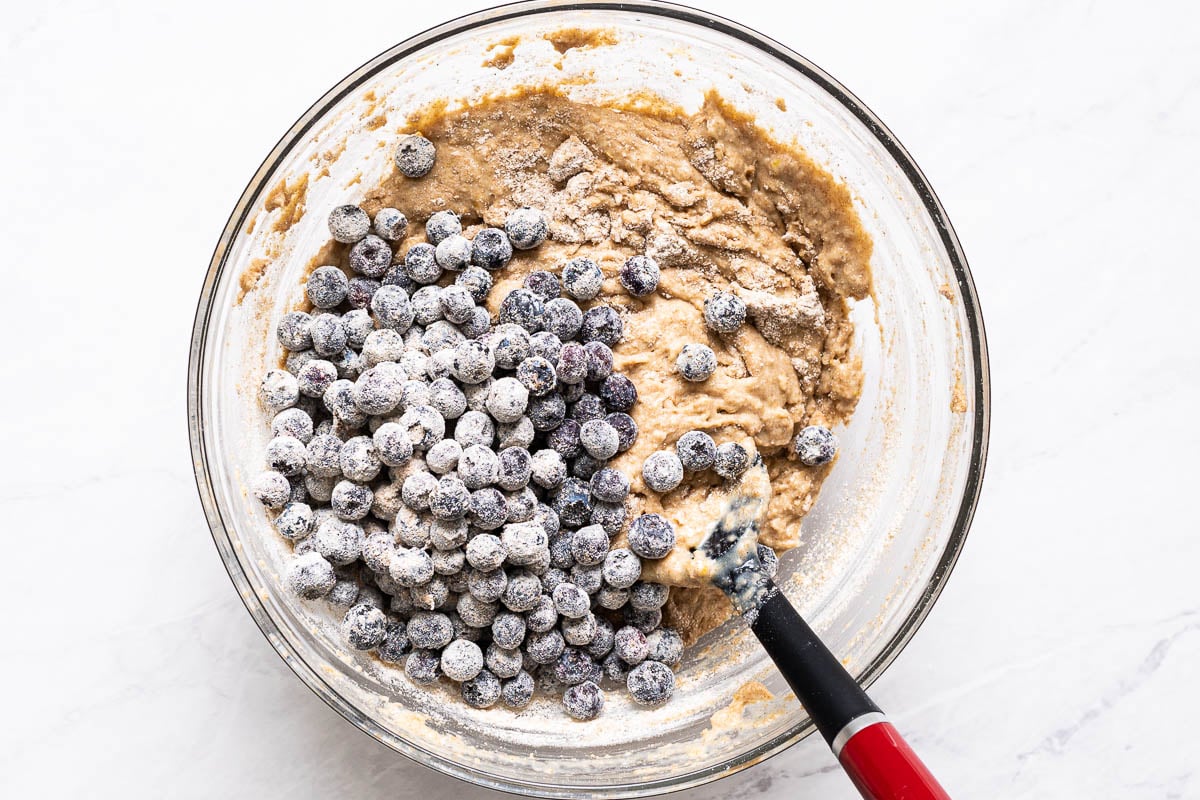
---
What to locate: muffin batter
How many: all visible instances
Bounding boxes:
[350,88,873,640]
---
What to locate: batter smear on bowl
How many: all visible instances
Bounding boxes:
[252,86,872,718]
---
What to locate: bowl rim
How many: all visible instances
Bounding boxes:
[187,1,991,796]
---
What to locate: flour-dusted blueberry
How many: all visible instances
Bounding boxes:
[377,620,411,663]
[341,308,375,348]
[505,206,548,250]
[793,425,838,466]
[551,477,591,527]
[552,582,591,619]
[501,522,548,566]
[588,468,629,504]
[613,626,649,665]
[285,348,318,376]
[437,284,474,325]
[596,585,630,611]
[362,328,405,366]
[252,470,291,508]
[371,480,404,520]
[486,322,529,369]
[370,285,415,331]
[554,647,599,686]
[274,501,314,540]
[465,569,507,606]
[597,416,634,458]
[676,430,717,472]
[547,419,582,458]
[424,379,465,422]
[641,451,683,493]
[432,547,466,576]
[627,660,675,705]
[590,501,628,537]
[398,349,430,380]
[425,439,462,475]
[355,366,405,415]
[349,234,393,279]
[567,525,607,567]
[499,288,545,333]
[328,204,371,243]
[455,266,493,303]
[371,207,408,241]
[287,552,337,599]
[388,546,434,589]
[528,393,567,433]
[330,480,373,520]
[465,533,506,572]
[555,342,588,385]
[392,507,431,548]
[491,611,527,650]
[404,649,441,685]
[626,606,662,633]
[602,651,632,683]
[461,668,502,708]
[494,447,530,492]
[519,271,558,303]
[401,471,438,512]
[486,377,529,424]
[530,449,567,490]
[527,594,558,633]
[676,343,717,382]
[629,581,670,612]
[548,534,574,571]
[561,257,604,300]
[586,618,615,660]
[342,604,387,650]
[340,436,382,482]
[579,419,619,460]
[309,313,348,357]
[599,374,637,412]
[423,320,465,354]
[429,476,470,521]
[502,670,535,708]
[372,422,414,468]
[394,133,436,177]
[331,347,366,380]
[260,369,300,411]
[757,543,780,579]
[404,242,442,285]
[512,358,554,401]
[480,643,520,680]
[646,628,684,666]
[406,611,453,650]
[438,639,484,683]
[434,234,472,271]
[526,629,566,665]
[619,254,660,297]
[570,563,604,595]
[580,306,623,346]
[542,297,583,341]
[501,569,542,612]
[471,227,513,271]
[399,405,445,450]
[704,290,747,333]
[313,518,364,565]
[497,417,535,450]
[454,410,495,448]
[265,435,307,476]
[577,345,611,386]
[411,576,451,611]
[563,681,604,721]
[410,285,444,326]
[603,548,642,589]
[277,311,313,351]
[305,434,343,478]
[397,379,432,411]
[381,264,417,293]
[324,379,366,425]
[423,210,461,245]
[469,487,508,530]
[459,306,491,339]
[346,277,381,310]
[627,514,676,559]
[307,266,349,309]
[713,441,750,479]
[529,330,564,363]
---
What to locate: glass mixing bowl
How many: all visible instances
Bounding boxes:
[187,1,989,796]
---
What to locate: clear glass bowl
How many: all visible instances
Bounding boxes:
[187,1,989,796]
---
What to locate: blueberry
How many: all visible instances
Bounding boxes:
[605,412,638,453]
[543,298,583,340]
[563,681,604,720]
[599,374,637,412]
[676,430,717,471]
[528,393,567,432]
[547,419,582,458]
[349,234,393,278]
[342,604,387,650]
[523,270,561,300]
[274,501,314,540]
[499,288,545,332]
[411,285,444,326]
[500,569,542,612]
[286,552,336,598]
[487,644,524,679]
[451,340,495,385]
[372,207,409,241]
[465,569,507,607]
[552,582,591,619]
[346,277,381,310]
[439,284,476,324]
[525,629,565,665]
[627,514,676,560]
[588,467,629,503]
[603,651,632,683]
[625,606,662,633]
[407,611,454,650]
[646,628,684,666]
[305,434,343,477]
[595,585,630,611]
[613,625,648,665]
[579,305,623,346]
[266,435,307,476]
[398,405,445,450]
[471,227,513,271]
[429,476,470,520]
[713,441,750,479]
[486,377,529,424]
[583,342,614,383]
[428,378,467,420]
[459,444,500,490]
[434,234,472,272]
[627,660,674,705]
[497,447,532,491]
[530,449,567,490]
[362,328,405,365]
[431,547,465,576]
[527,594,559,634]
[502,670,535,708]
[500,521,548,566]
[676,343,717,382]
[277,311,313,351]
[393,507,431,547]
[394,134,436,178]
[340,435,382,482]
[579,420,619,460]
[404,242,442,285]
[454,410,495,448]
[554,647,600,686]
[308,313,346,357]
[416,211,458,247]
[323,379,366,425]
[370,285,415,331]
[459,306,491,338]
[704,290,746,333]
[468,487,508,530]
[641,451,683,493]
[589,500,627,536]
[439,639,484,682]
[629,581,670,612]
[503,206,548,250]
[561,257,603,301]
[455,266,493,303]
[341,308,375,347]
[602,548,642,589]
[390,547,435,587]
[491,612,527,650]
[462,669,502,708]
[353,366,404,415]
[570,525,610,568]
[307,266,349,309]
[377,621,411,663]
[405,649,441,685]
[328,204,371,243]
[330,480,373,520]
[619,255,660,297]
[551,477,591,527]
[261,369,300,411]
[793,425,838,466]
[569,563,604,595]
[529,330,563,362]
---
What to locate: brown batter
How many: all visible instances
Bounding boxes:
[358,88,873,641]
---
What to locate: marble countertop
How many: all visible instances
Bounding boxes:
[3,0,1196,796]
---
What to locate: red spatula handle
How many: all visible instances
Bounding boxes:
[836,717,951,800]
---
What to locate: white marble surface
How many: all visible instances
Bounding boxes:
[3,0,1198,796]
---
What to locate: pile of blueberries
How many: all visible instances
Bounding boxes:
[251,134,837,720]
